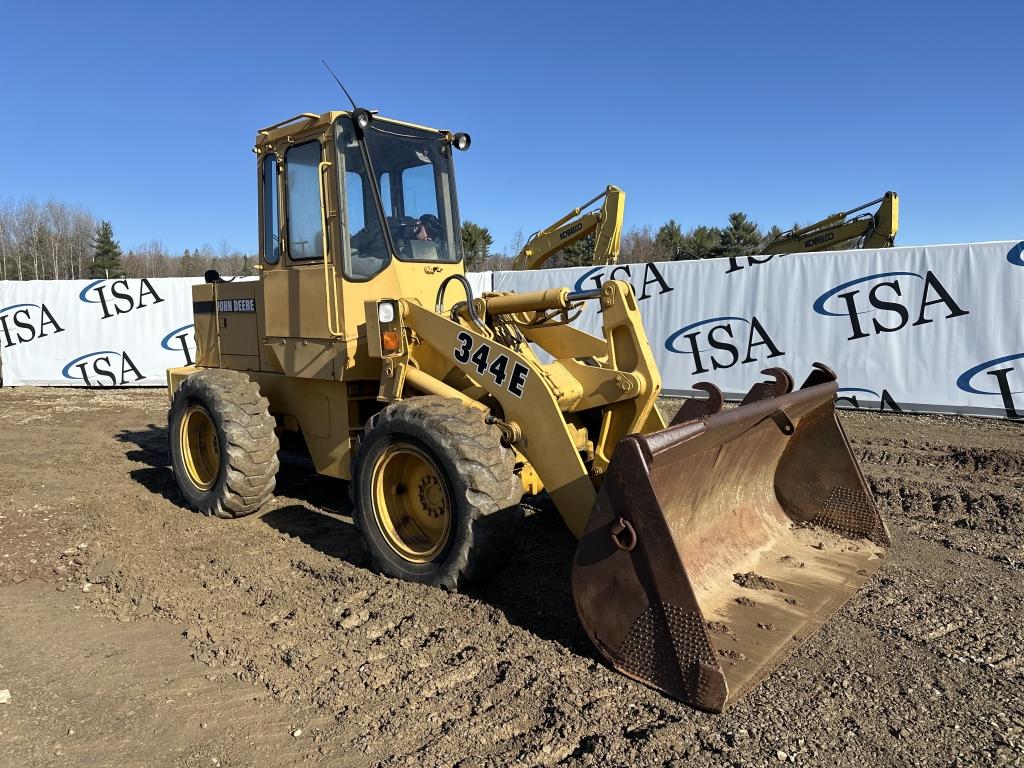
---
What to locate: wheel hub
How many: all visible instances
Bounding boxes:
[371,443,453,563]
[418,476,446,518]
[180,404,220,491]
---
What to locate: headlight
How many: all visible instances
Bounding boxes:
[353,108,373,130]
[377,301,396,324]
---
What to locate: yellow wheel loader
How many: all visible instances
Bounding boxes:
[166,107,890,713]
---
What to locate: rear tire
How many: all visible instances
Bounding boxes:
[351,396,523,589]
[168,369,279,518]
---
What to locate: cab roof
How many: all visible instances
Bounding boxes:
[254,110,450,149]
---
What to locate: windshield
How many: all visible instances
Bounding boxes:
[334,116,462,280]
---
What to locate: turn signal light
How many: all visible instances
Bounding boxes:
[381,330,401,353]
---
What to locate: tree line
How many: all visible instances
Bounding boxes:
[1,195,787,281]
[0,198,255,281]
[460,212,788,271]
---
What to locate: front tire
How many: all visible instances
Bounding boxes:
[168,369,279,518]
[351,396,523,589]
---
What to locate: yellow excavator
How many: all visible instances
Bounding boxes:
[763,192,899,254]
[514,188,896,269]
[512,185,625,269]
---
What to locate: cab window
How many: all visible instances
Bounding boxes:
[335,116,463,281]
[284,141,324,261]
[346,170,365,232]
[335,118,390,280]
[364,123,461,264]
[401,163,437,219]
[261,155,280,264]
[379,171,393,217]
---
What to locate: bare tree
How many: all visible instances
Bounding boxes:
[505,229,525,261]
[0,198,259,281]
[0,197,102,281]
[619,225,658,264]
[0,199,13,280]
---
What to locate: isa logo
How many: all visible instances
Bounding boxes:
[836,387,904,413]
[813,270,968,341]
[665,315,784,375]
[572,263,674,303]
[161,324,196,366]
[957,353,1024,420]
[62,350,145,387]
[79,278,164,319]
[0,302,65,348]
[1007,241,1024,266]
[724,252,778,275]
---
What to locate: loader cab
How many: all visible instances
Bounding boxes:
[254,110,468,378]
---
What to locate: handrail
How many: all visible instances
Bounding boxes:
[319,161,343,337]
[257,113,321,137]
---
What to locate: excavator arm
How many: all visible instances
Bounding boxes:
[512,185,625,270]
[763,191,899,254]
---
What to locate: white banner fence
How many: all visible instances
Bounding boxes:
[0,277,207,388]
[2,242,1023,419]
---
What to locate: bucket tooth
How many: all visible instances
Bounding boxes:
[800,361,838,388]
[671,382,724,426]
[572,371,888,712]
[739,367,794,405]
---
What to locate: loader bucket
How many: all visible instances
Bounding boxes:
[572,365,889,713]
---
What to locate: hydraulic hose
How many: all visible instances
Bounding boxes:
[435,274,487,335]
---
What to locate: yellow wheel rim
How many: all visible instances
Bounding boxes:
[371,442,452,563]
[180,404,220,491]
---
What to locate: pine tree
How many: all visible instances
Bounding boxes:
[760,224,784,252]
[681,225,722,260]
[713,212,763,260]
[180,248,197,277]
[547,234,595,268]
[461,221,493,271]
[88,220,123,278]
[655,219,685,260]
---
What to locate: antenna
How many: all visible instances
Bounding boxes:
[322,59,358,110]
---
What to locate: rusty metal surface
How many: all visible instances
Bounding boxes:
[738,367,794,406]
[571,366,889,712]
[671,382,724,426]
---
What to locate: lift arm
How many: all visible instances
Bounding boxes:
[763,191,899,254]
[512,185,625,270]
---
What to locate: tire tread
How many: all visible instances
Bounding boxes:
[168,368,278,519]
[350,396,523,589]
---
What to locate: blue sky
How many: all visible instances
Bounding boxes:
[2,1,1021,255]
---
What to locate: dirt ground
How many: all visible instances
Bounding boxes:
[0,387,1021,767]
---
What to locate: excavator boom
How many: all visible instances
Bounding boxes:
[513,185,625,269]
[764,191,899,254]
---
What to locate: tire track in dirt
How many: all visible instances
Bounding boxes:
[3,389,1023,767]
[0,582,330,767]
[847,420,1024,567]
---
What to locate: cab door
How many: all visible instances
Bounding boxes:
[258,131,344,380]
